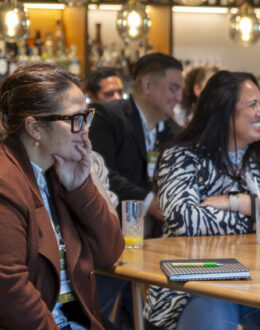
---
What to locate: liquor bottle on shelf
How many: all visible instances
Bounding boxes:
[54,19,65,57]
[0,40,8,79]
[55,47,68,67]
[53,20,67,67]
[68,44,80,76]
[88,41,100,71]
[121,47,131,77]
[35,30,43,56]
[17,40,28,65]
[17,46,29,65]
[42,32,54,63]
[26,33,35,57]
[29,46,41,63]
[93,23,103,58]
[0,50,8,79]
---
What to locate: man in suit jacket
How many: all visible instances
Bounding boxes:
[89,53,184,328]
[89,52,184,231]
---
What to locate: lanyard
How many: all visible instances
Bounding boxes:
[45,171,66,250]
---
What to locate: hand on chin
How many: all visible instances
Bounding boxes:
[53,145,91,191]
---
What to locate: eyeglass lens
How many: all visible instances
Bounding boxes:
[72,111,94,133]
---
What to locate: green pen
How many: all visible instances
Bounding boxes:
[170,262,222,267]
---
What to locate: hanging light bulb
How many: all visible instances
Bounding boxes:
[229,2,260,46]
[58,0,88,7]
[116,0,151,44]
[176,0,207,5]
[0,0,30,43]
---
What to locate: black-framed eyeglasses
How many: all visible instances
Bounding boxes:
[34,108,95,133]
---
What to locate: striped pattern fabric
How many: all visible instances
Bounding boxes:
[144,145,260,329]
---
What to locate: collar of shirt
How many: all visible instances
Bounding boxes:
[134,99,157,152]
[31,161,49,197]
[228,147,248,165]
[31,161,58,240]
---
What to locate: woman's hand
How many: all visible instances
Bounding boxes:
[148,195,165,222]
[200,193,251,216]
[53,137,91,192]
[200,195,230,210]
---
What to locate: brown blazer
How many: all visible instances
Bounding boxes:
[0,137,125,330]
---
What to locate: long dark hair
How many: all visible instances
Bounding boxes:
[160,70,260,181]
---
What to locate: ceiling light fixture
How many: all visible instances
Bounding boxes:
[175,0,207,6]
[229,2,260,46]
[58,0,88,7]
[0,0,30,43]
[116,0,151,44]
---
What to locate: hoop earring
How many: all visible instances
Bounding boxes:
[35,140,40,147]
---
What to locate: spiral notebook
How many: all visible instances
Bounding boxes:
[160,258,250,281]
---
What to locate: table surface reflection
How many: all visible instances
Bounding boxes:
[98,234,260,308]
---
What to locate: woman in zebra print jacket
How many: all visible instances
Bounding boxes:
[144,70,260,329]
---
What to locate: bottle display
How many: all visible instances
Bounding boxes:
[35,30,43,56]
[0,20,82,78]
[53,20,65,57]
[0,41,8,79]
[68,44,81,76]
[41,32,54,63]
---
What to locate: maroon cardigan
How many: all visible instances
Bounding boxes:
[0,137,125,329]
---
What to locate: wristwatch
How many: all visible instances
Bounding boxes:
[229,193,239,212]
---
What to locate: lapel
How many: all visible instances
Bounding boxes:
[3,138,60,273]
[125,95,147,162]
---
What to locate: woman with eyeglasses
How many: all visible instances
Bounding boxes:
[0,63,125,330]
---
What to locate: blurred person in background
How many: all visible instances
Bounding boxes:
[144,70,260,330]
[89,52,184,329]
[174,65,219,126]
[0,63,124,330]
[86,66,124,103]
[89,52,184,236]
[86,65,131,329]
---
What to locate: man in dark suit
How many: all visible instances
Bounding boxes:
[89,53,184,329]
[89,52,184,231]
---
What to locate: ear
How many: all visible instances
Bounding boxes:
[193,84,202,98]
[24,116,41,141]
[87,91,97,102]
[141,75,153,95]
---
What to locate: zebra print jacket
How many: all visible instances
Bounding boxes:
[144,145,260,329]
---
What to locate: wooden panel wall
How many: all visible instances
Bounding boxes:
[148,5,171,54]
[27,8,63,41]
[63,6,86,77]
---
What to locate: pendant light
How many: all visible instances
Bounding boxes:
[229,1,260,46]
[175,0,207,5]
[58,0,88,6]
[116,0,151,44]
[0,0,30,43]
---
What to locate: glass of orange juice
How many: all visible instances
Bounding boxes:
[122,200,144,248]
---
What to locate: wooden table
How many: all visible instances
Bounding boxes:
[97,234,260,329]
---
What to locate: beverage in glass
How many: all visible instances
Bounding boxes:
[122,200,144,248]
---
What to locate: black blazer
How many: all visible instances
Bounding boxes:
[89,95,179,203]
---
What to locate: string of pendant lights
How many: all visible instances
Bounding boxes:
[0,0,259,47]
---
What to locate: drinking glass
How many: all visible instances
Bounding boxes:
[256,197,260,243]
[122,200,144,248]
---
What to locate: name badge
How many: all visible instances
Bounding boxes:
[147,151,159,181]
[59,246,76,304]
